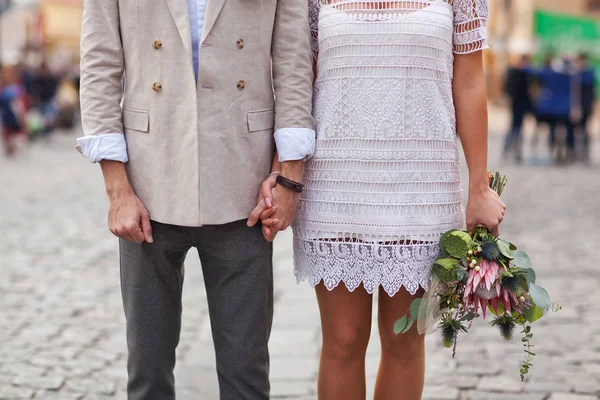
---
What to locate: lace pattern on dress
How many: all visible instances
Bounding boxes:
[294,238,439,296]
[299,0,481,296]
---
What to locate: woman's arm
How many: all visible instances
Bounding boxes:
[453,51,505,234]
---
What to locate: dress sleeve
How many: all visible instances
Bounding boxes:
[309,0,320,60]
[452,0,489,54]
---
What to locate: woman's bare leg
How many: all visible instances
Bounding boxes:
[374,287,426,400]
[316,283,373,400]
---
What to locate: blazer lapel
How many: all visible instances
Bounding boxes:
[165,0,193,60]
[201,0,226,43]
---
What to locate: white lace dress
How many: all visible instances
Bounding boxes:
[293,0,489,296]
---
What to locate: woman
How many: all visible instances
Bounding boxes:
[260,0,505,398]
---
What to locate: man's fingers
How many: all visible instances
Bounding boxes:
[262,218,280,227]
[247,199,268,227]
[259,206,278,221]
[129,222,146,244]
[141,212,153,243]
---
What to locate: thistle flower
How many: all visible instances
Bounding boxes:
[480,240,500,261]
[491,314,517,341]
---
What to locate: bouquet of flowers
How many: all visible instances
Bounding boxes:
[394,172,553,380]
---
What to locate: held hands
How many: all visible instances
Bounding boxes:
[247,173,301,242]
[466,186,506,236]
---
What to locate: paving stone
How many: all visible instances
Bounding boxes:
[0,385,35,399]
[468,391,546,400]
[0,365,46,378]
[12,376,65,390]
[547,394,598,400]
[422,386,460,400]
[477,375,524,393]
[271,381,312,398]
[34,391,84,400]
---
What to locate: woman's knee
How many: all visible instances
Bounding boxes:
[322,324,371,362]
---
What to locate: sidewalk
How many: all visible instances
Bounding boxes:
[1,126,599,400]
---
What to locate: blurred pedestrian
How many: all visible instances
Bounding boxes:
[503,54,533,163]
[573,53,596,163]
[533,56,575,164]
[0,64,29,157]
[31,61,59,135]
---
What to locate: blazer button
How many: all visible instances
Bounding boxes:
[152,82,162,92]
[236,39,244,49]
[153,40,163,50]
[237,80,246,90]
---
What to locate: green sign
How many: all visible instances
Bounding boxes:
[534,10,599,90]
[535,10,600,53]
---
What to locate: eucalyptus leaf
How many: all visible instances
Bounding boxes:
[523,268,537,284]
[401,319,415,334]
[524,305,545,323]
[394,316,408,335]
[497,240,513,259]
[509,242,517,251]
[511,250,532,270]
[410,298,422,320]
[529,283,551,309]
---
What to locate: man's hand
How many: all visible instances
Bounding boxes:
[247,173,280,237]
[101,160,153,244]
[247,160,303,242]
[108,190,153,243]
[260,185,301,242]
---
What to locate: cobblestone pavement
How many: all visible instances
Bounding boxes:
[1,116,599,399]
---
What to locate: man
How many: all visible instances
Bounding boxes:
[503,54,533,163]
[76,0,315,398]
[573,53,596,163]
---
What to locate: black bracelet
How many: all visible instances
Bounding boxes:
[276,175,304,193]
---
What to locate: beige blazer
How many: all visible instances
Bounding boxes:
[79,0,314,226]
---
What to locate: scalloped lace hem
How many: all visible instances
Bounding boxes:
[293,238,438,296]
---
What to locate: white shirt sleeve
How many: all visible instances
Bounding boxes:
[76,133,128,163]
[274,128,316,162]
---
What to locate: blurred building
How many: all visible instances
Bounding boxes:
[487,0,600,99]
[0,0,81,67]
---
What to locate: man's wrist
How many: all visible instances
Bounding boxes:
[101,160,134,199]
[279,160,303,183]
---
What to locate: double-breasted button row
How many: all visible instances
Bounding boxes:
[153,40,162,50]
[237,80,246,90]
[152,82,162,92]
[236,39,244,49]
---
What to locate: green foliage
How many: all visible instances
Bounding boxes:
[439,229,458,257]
[433,259,459,283]
[529,283,551,309]
[523,304,545,323]
[519,324,535,381]
[511,250,532,270]
[444,231,471,258]
[497,240,513,259]
[410,298,422,320]
[393,315,409,335]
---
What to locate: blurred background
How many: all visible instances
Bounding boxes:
[1,1,599,399]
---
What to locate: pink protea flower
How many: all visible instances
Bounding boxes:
[464,260,518,318]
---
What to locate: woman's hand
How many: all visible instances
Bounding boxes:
[247,173,280,238]
[466,187,506,236]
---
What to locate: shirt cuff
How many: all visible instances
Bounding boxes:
[274,128,316,162]
[76,133,128,163]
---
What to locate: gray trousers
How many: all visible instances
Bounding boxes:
[119,220,273,400]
